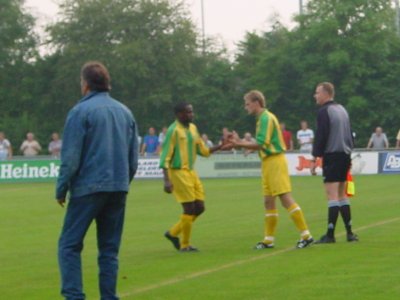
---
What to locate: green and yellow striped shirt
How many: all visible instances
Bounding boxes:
[256,109,286,158]
[159,121,210,170]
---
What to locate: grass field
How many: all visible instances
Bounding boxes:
[1,175,399,300]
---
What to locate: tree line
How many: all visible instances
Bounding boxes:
[1,0,399,150]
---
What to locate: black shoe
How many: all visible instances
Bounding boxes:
[315,235,336,244]
[296,237,314,249]
[254,242,274,250]
[180,245,199,252]
[347,233,359,242]
[164,231,180,250]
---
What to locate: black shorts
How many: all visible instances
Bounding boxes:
[322,153,351,183]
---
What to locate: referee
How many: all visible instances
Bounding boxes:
[311,82,358,243]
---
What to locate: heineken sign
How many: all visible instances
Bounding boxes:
[0,160,60,182]
[0,150,385,183]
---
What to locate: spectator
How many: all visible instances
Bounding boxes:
[157,126,167,153]
[141,127,159,156]
[0,131,12,160]
[218,127,231,145]
[48,132,62,158]
[138,135,142,150]
[296,120,314,152]
[280,122,294,151]
[20,132,41,157]
[158,126,168,145]
[242,132,256,156]
[201,133,214,148]
[396,129,400,149]
[366,127,389,149]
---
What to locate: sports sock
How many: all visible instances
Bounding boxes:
[180,214,194,249]
[169,215,199,237]
[327,200,340,238]
[339,199,353,234]
[287,203,311,240]
[169,220,182,237]
[264,209,278,244]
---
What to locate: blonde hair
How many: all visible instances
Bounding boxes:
[317,82,335,98]
[244,90,266,108]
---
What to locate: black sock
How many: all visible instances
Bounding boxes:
[327,201,340,238]
[339,201,353,235]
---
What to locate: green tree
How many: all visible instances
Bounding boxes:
[42,0,203,135]
[0,0,39,148]
[234,0,400,146]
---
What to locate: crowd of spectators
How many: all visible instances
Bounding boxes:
[0,125,399,161]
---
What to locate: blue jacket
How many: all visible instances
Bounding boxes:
[56,91,139,200]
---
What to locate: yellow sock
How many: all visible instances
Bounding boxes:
[169,215,198,237]
[264,209,278,244]
[180,214,193,248]
[169,220,182,237]
[287,203,310,240]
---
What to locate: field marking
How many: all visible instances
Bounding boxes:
[120,217,400,298]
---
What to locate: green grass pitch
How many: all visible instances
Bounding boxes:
[1,175,399,299]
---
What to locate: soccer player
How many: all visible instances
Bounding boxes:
[228,90,314,249]
[310,82,358,243]
[160,102,226,252]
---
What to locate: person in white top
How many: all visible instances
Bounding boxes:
[396,129,400,149]
[296,120,314,151]
[158,126,168,145]
[0,131,12,160]
[201,133,214,148]
[20,132,41,157]
[48,132,62,158]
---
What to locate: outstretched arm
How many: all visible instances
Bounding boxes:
[228,131,262,150]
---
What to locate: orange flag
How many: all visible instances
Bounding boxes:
[345,170,355,197]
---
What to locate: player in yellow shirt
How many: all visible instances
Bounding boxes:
[228,90,314,249]
[160,102,226,252]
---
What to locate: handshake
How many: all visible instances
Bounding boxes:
[219,130,241,151]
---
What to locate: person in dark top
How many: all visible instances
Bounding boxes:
[310,82,358,244]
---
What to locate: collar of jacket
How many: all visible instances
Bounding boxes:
[322,99,335,107]
[79,91,109,103]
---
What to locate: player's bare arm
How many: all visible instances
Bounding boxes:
[162,168,173,193]
[229,131,261,150]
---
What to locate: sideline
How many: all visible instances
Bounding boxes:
[120,217,400,298]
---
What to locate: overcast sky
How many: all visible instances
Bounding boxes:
[24,0,302,53]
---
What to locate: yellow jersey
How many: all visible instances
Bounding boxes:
[159,121,210,170]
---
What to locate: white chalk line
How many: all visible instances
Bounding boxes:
[120,217,400,298]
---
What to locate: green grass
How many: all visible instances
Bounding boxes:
[1,175,399,300]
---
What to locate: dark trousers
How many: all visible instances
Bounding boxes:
[58,192,127,300]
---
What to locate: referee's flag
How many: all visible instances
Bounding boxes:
[345,170,355,197]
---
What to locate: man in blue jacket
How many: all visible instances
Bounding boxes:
[56,61,138,300]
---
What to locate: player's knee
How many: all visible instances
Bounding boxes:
[182,202,196,215]
[194,201,205,216]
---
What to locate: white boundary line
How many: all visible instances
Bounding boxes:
[120,217,400,298]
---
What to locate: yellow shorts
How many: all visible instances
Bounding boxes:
[168,169,205,203]
[261,153,292,196]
